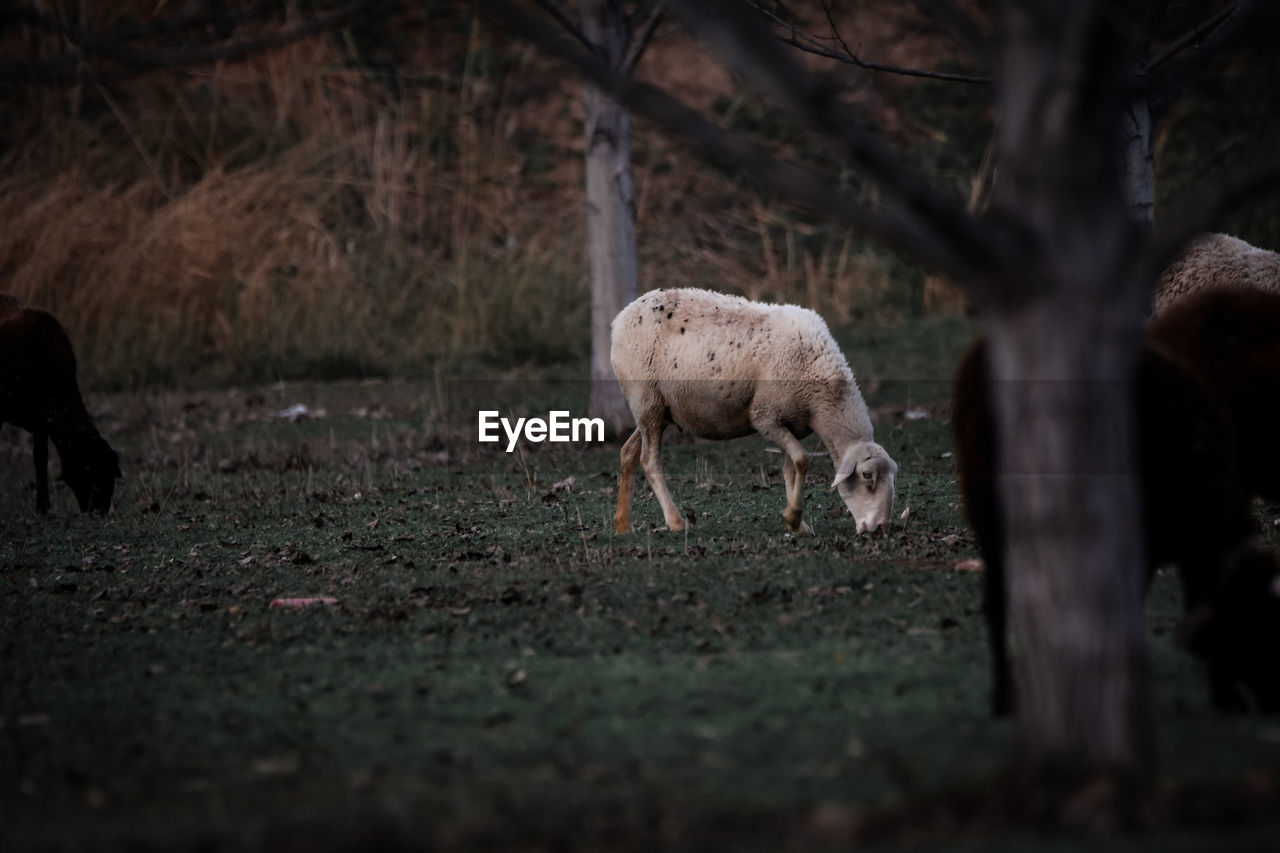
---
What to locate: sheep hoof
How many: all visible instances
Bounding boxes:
[783,509,811,534]
[784,517,814,535]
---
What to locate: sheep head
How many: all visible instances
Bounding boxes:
[62,435,121,513]
[1179,545,1280,713]
[832,442,897,534]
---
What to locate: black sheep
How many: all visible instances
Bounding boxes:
[1147,285,1280,503]
[954,336,1280,715]
[0,294,120,513]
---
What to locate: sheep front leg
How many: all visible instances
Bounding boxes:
[614,429,642,533]
[753,417,812,533]
[33,429,50,513]
[780,453,813,532]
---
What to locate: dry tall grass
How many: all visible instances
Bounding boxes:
[0,5,954,389]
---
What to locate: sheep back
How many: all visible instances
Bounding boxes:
[610,288,868,441]
[0,296,83,432]
[1154,233,1280,313]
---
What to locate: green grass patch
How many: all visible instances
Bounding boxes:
[2,318,1280,851]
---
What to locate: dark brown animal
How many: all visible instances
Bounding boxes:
[954,337,1280,715]
[0,294,120,513]
[1147,285,1280,502]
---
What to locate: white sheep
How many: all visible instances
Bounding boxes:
[1154,233,1280,314]
[610,287,897,535]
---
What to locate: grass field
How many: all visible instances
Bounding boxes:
[3,317,1280,851]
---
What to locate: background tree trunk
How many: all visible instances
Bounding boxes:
[581,0,637,436]
[1124,46,1155,227]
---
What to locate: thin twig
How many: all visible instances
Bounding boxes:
[668,0,1001,281]
[1148,1,1235,72]
[748,0,989,84]
[622,1,666,74]
[1149,139,1280,277]
[473,0,999,285]
[1149,0,1262,124]
[530,0,600,58]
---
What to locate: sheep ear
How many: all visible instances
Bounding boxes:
[831,452,860,489]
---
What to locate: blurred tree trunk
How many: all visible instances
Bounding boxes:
[984,0,1155,776]
[984,309,1153,775]
[581,0,636,436]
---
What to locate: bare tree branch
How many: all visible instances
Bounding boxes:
[622,1,666,73]
[530,0,601,57]
[666,0,1003,282]
[0,2,209,42]
[1147,138,1280,275]
[0,0,210,82]
[473,0,997,281]
[749,1,989,84]
[0,0,373,85]
[1148,2,1234,72]
[909,0,990,61]
[1149,0,1264,125]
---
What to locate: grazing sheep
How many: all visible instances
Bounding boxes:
[1154,233,1280,314]
[610,287,897,535]
[1147,285,1280,502]
[954,338,1280,715]
[0,294,120,513]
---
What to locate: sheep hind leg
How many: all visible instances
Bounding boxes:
[637,420,685,532]
[614,429,642,534]
[984,546,1014,716]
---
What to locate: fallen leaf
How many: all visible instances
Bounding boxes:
[269,597,338,609]
[252,755,300,776]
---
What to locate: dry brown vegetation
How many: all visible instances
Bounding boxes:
[0,3,982,388]
[1,3,1277,389]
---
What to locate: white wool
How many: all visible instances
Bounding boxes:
[610,287,895,535]
[1153,233,1280,314]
